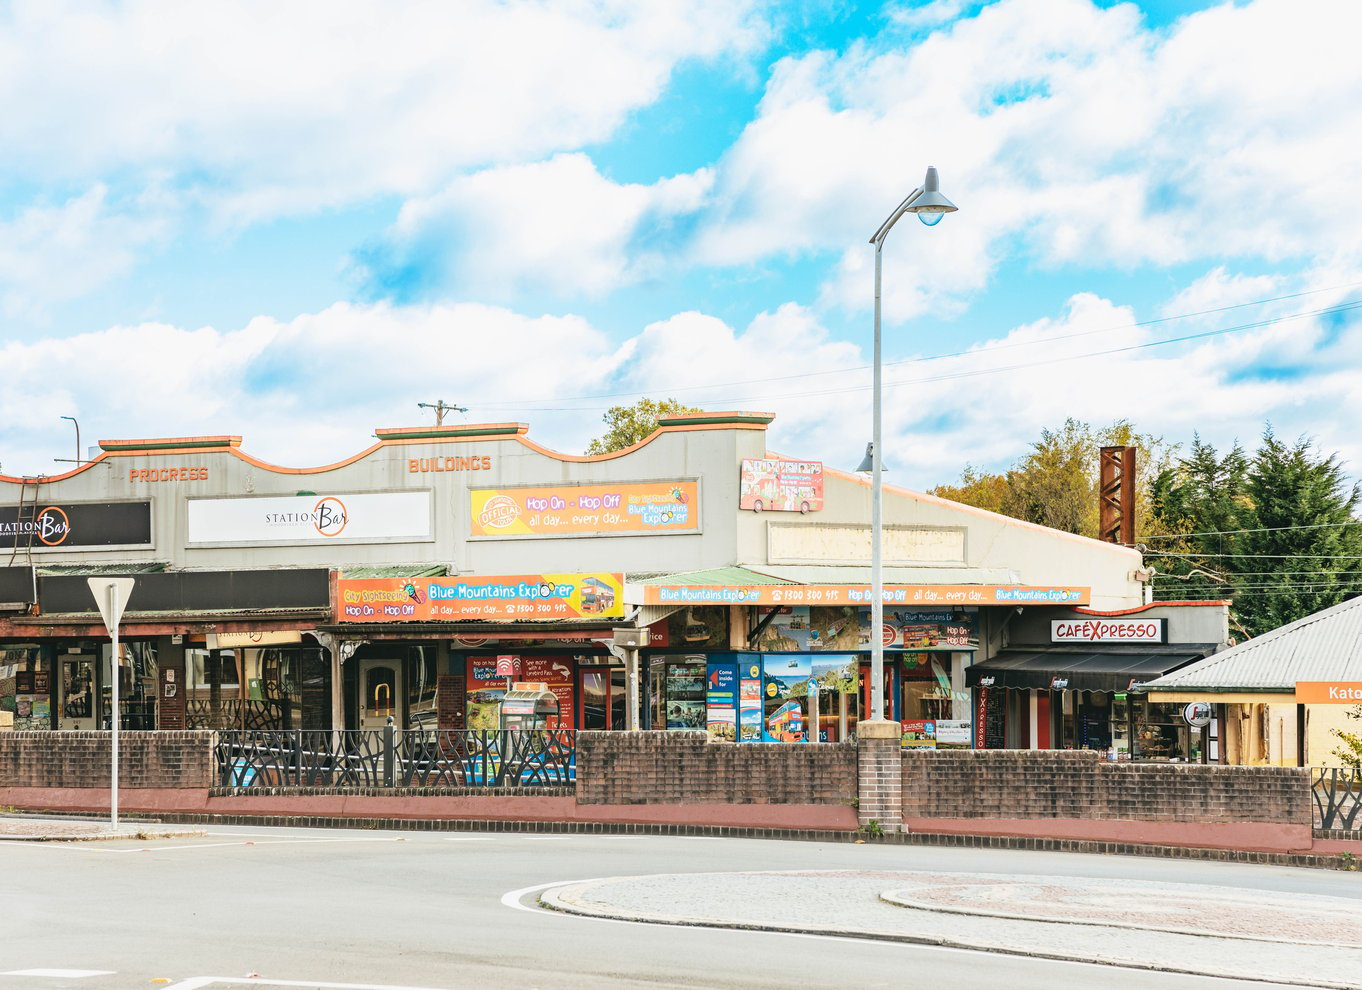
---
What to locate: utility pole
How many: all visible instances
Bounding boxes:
[417,401,466,426]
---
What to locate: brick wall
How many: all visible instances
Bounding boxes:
[902,750,1310,825]
[0,731,215,789]
[436,674,465,731]
[576,730,856,806]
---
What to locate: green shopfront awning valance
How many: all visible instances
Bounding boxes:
[966,648,1213,693]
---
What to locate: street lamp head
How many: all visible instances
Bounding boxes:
[905,166,957,225]
[856,442,875,474]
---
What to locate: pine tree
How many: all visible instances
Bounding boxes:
[1234,428,1362,637]
[1148,435,1249,603]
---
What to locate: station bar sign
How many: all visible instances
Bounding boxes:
[338,573,625,622]
[188,492,432,545]
[636,584,1090,607]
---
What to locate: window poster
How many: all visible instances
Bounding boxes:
[663,657,706,730]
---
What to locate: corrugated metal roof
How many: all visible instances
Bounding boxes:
[632,567,797,586]
[1142,595,1362,692]
[36,563,167,575]
[341,565,448,578]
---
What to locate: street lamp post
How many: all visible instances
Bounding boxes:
[863,166,956,723]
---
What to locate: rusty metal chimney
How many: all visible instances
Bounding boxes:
[1099,445,1136,545]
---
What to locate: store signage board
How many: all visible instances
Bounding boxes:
[0,501,151,549]
[1051,618,1165,644]
[739,459,824,513]
[337,573,625,622]
[207,631,303,649]
[1296,681,1362,704]
[469,481,699,538]
[188,492,432,545]
[637,584,1090,607]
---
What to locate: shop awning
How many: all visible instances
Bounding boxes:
[966,646,1215,692]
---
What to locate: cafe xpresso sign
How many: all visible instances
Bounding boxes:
[1051,618,1165,644]
[0,501,151,548]
[188,492,432,545]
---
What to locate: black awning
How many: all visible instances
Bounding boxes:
[965,647,1213,692]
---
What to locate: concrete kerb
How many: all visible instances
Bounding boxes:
[535,876,1362,990]
[2,808,1357,870]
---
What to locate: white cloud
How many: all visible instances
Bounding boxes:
[358,154,714,300]
[684,0,1362,321]
[0,0,766,219]
[0,186,172,320]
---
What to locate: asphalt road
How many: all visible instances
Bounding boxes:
[2,824,1359,990]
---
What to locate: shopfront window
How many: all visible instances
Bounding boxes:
[3,646,50,731]
[186,646,302,730]
[580,668,626,730]
[1134,699,1199,762]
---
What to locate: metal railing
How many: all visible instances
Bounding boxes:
[1311,766,1362,831]
[214,727,576,790]
[187,699,290,731]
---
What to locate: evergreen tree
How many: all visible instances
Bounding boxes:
[1148,435,1249,602]
[1233,428,1362,637]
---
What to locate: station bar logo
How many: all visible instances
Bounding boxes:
[0,501,151,548]
[188,492,431,545]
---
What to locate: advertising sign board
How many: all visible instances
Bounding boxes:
[0,501,151,548]
[337,573,625,622]
[1051,618,1165,644]
[739,459,824,513]
[1295,682,1362,704]
[188,492,431,545]
[469,482,699,537]
[639,584,1089,607]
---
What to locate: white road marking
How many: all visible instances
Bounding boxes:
[442,835,496,841]
[2,969,115,978]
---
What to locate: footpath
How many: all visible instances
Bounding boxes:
[0,815,204,842]
[540,868,1362,989]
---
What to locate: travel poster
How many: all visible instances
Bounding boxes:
[707,705,737,742]
[752,606,860,652]
[901,719,937,748]
[738,705,763,742]
[465,659,506,731]
[766,700,805,743]
[762,653,812,701]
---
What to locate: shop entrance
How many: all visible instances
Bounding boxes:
[59,653,99,730]
[579,667,626,730]
[358,659,402,729]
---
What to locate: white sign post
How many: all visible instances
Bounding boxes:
[88,578,135,830]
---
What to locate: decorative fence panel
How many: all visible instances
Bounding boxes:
[215,727,575,790]
[1312,766,1361,831]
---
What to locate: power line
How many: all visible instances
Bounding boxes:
[1146,550,1362,560]
[1140,520,1361,541]
[474,286,1362,413]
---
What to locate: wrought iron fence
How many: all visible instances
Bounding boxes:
[1311,766,1362,831]
[214,727,576,790]
[187,699,290,731]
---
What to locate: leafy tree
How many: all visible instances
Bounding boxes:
[584,398,703,455]
[930,465,1009,515]
[929,418,1176,540]
[1332,706,1362,769]
[1233,428,1362,637]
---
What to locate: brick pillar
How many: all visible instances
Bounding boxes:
[856,719,902,833]
[436,674,465,731]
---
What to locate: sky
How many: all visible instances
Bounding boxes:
[3,0,1362,499]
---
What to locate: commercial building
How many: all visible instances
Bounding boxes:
[0,412,1222,750]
